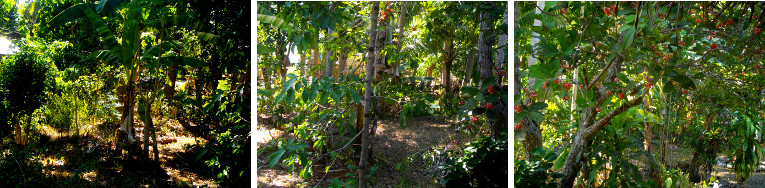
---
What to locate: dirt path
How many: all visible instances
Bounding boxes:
[257,116,474,187]
[0,119,218,187]
[712,157,765,188]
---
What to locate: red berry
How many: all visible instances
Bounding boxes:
[603,7,611,16]
[486,104,493,109]
[500,70,506,75]
[606,91,612,95]
[412,27,417,31]
[645,82,652,88]
[563,82,572,90]
[515,105,522,113]
[515,123,521,130]
[755,27,762,34]
[459,101,464,105]
[755,65,760,69]
[531,93,538,98]
[711,43,717,50]
[596,108,601,112]
[696,18,702,24]
[682,89,688,94]
[663,56,668,61]
[726,19,734,26]
[543,82,548,89]
[472,116,478,122]
[618,93,625,99]
[554,79,560,85]
[679,41,685,46]
[562,96,569,101]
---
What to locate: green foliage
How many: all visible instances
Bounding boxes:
[192,82,251,186]
[440,135,508,187]
[0,0,18,35]
[514,147,563,188]
[0,39,56,137]
[729,112,762,182]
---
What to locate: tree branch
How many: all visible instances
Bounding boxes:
[584,96,644,138]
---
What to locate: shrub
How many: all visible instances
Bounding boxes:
[0,44,55,137]
[440,135,508,187]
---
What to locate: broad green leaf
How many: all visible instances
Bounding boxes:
[258,14,294,31]
[84,7,122,62]
[268,148,286,168]
[275,74,297,105]
[141,40,181,62]
[257,44,276,54]
[528,102,548,112]
[96,0,125,15]
[47,3,97,28]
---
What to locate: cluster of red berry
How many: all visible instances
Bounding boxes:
[603,4,616,16]
[379,8,393,22]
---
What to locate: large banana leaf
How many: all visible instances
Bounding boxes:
[46,3,96,27]
[96,0,124,15]
[140,40,181,61]
[92,50,119,64]
[257,14,293,32]
[84,7,123,65]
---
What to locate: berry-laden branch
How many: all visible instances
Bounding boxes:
[583,96,644,139]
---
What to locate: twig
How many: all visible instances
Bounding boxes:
[14,158,25,179]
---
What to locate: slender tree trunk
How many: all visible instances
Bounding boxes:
[324,3,335,78]
[478,2,494,80]
[441,38,453,95]
[143,95,152,159]
[395,2,407,78]
[118,83,137,145]
[513,2,544,158]
[338,50,348,76]
[359,2,379,187]
[489,7,508,138]
[300,53,306,76]
[312,49,320,78]
[557,49,645,188]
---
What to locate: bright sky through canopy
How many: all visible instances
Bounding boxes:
[0,37,13,55]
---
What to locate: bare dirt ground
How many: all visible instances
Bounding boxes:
[0,118,218,187]
[257,116,475,188]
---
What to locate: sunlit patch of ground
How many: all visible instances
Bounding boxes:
[0,116,221,187]
[257,169,304,188]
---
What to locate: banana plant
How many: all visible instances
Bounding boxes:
[47,0,217,154]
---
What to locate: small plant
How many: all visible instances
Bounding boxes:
[514,147,563,188]
[440,135,508,187]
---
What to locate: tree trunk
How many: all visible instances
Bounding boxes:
[312,49,320,78]
[359,2,379,187]
[489,6,508,138]
[338,50,348,76]
[118,83,137,145]
[395,2,407,78]
[513,1,544,158]
[441,38,453,95]
[143,95,152,159]
[478,2,494,80]
[300,53,306,76]
[277,31,289,84]
[324,3,335,78]
[165,65,177,101]
[557,51,645,187]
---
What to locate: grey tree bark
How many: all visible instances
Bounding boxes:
[557,48,645,188]
[513,2,544,158]
[359,2,379,187]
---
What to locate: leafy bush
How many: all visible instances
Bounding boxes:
[440,135,508,187]
[192,83,251,186]
[0,41,56,137]
[514,147,563,188]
